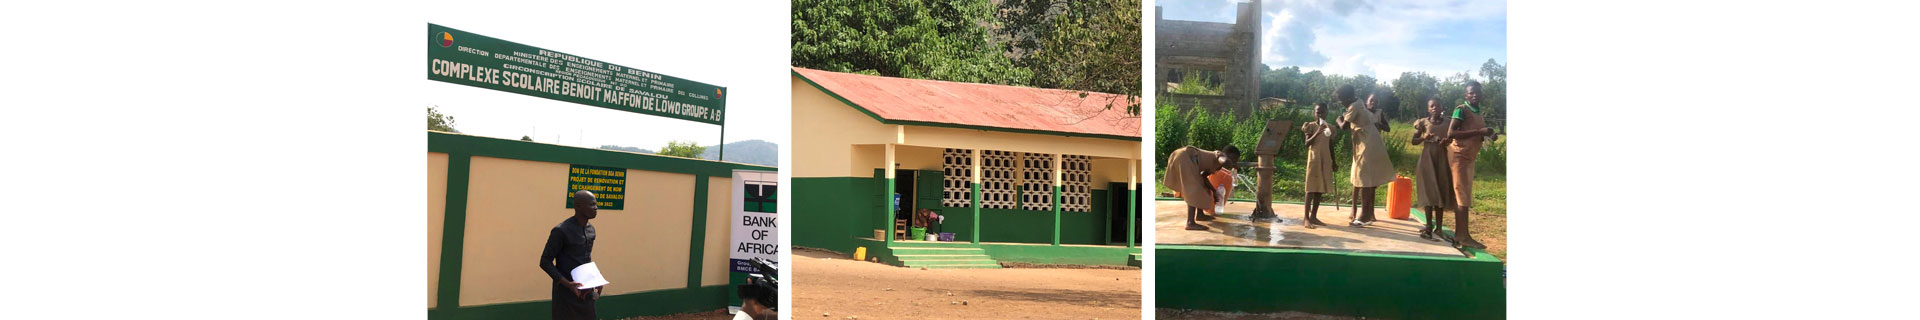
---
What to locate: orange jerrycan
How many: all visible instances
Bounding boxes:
[1387,175,1412,220]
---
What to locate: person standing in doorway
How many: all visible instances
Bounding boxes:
[540,190,604,320]
[1336,85,1395,228]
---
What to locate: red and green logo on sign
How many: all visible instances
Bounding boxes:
[438,32,453,47]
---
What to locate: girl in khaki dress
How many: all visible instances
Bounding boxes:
[1163,145,1240,231]
[1299,103,1335,228]
[1411,97,1457,242]
[1338,87,1395,227]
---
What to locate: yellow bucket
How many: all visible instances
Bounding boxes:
[854,246,867,261]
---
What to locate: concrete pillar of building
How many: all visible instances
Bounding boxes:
[971,149,982,244]
[884,144,895,244]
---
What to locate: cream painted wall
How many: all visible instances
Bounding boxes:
[428,152,448,309]
[849,144,884,177]
[901,125,1139,160]
[596,169,695,296]
[894,145,944,171]
[793,76,895,178]
[701,176,732,286]
[459,156,575,306]
[456,157,699,306]
[1090,158,1135,190]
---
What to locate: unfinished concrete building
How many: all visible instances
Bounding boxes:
[1156,1,1261,117]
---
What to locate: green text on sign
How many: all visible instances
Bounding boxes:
[427,23,726,125]
[567,164,627,210]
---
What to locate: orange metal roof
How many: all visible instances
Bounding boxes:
[793,67,1141,140]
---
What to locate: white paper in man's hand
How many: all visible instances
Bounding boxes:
[570,262,610,289]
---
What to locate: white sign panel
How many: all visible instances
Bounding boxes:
[728,170,778,308]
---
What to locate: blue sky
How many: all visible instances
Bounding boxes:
[1158,0,1506,81]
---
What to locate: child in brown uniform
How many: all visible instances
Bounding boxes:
[1299,103,1335,229]
[1410,97,1457,242]
[1163,145,1241,231]
[1448,80,1493,249]
[1336,86,1395,228]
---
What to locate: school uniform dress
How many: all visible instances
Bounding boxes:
[1449,104,1488,209]
[1412,117,1457,208]
[1300,120,1335,193]
[1163,146,1225,209]
[1341,103,1395,188]
[539,218,597,320]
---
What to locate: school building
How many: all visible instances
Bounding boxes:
[790,67,1144,267]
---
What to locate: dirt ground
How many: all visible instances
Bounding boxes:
[793,248,1142,319]
[1155,309,1356,320]
[616,308,730,320]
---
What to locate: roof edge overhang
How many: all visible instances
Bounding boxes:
[792,68,1142,142]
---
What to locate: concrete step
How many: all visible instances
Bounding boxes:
[894,254,994,261]
[916,264,1002,269]
[901,259,999,265]
[886,240,980,248]
[889,247,986,256]
[903,260,1003,269]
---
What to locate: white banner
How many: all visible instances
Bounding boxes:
[728,170,778,308]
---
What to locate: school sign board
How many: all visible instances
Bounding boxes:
[729,170,777,309]
[565,164,626,210]
[426,23,726,125]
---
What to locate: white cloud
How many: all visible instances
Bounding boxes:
[1251,0,1506,78]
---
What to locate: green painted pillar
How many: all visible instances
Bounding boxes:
[884,177,894,244]
[1052,154,1062,247]
[1052,185,1061,246]
[884,144,896,244]
[1127,158,1138,248]
[971,182,981,244]
[1127,184,1138,248]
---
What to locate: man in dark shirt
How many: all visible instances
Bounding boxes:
[540,190,603,320]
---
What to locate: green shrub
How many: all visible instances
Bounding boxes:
[1185,107,1235,151]
[1476,137,1506,174]
[1382,132,1410,177]
[1169,71,1223,95]
[1153,97,1188,169]
[1230,115,1264,164]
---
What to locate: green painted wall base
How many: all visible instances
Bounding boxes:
[796,176,1129,254]
[1155,244,1504,319]
[428,285,728,320]
[1155,203,1503,318]
[978,243,1141,266]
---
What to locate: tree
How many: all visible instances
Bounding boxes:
[520,135,533,141]
[997,0,1143,115]
[791,0,1032,86]
[1350,74,1379,105]
[427,105,458,133]
[1478,59,1507,126]
[1390,71,1440,120]
[658,140,706,159]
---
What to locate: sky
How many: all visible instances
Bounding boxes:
[423,2,790,150]
[1158,0,1506,81]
